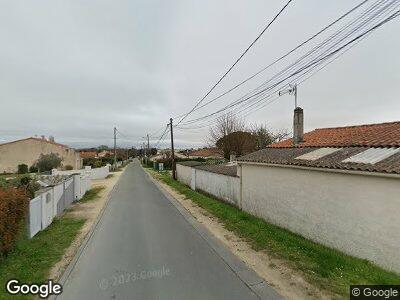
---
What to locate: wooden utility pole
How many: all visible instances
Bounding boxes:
[113,127,117,167]
[169,118,176,180]
[147,134,150,154]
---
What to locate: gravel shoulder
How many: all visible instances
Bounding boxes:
[48,170,125,281]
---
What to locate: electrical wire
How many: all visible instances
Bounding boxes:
[175,0,295,126]
[176,1,399,129]
[172,0,371,119]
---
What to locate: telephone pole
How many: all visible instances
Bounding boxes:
[169,118,176,180]
[147,134,150,154]
[113,127,117,167]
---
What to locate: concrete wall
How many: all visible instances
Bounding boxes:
[29,174,91,238]
[176,164,192,186]
[0,138,82,173]
[195,169,240,206]
[52,165,110,180]
[176,164,240,207]
[240,163,400,273]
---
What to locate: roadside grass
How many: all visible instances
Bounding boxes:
[80,186,105,203]
[105,174,114,179]
[0,217,85,300]
[146,168,400,298]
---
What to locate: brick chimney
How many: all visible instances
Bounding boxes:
[293,107,304,146]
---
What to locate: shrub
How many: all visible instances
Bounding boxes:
[64,165,73,170]
[36,153,62,172]
[0,187,29,257]
[93,160,104,168]
[17,164,28,174]
[29,165,38,173]
[5,176,40,199]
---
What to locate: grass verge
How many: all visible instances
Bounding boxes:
[146,167,400,298]
[80,186,105,203]
[0,218,85,300]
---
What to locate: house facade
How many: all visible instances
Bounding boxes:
[0,137,83,173]
[237,120,400,272]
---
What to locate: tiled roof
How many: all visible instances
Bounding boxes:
[238,121,400,175]
[188,148,223,158]
[194,164,238,177]
[176,161,204,167]
[79,151,97,159]
[269,121,400,148]
[237,147,400,175]
[0,137,70,149]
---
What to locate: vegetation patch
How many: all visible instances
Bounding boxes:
[80,186,105,203]
[0,217,85,300]
[0,188,29,258]
[146,168,400,298]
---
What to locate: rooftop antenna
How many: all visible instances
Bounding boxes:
[279,83,297,108]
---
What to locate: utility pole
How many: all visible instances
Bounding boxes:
[147,134,150,155]
[169,118,176,180]
[113,127,117,167]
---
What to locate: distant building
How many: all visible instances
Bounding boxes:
[79,151,98,159]
[0,137,82,173]
[187,148,224,159]
[97,150,113,158]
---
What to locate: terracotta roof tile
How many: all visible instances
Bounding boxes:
[238,121,400,175]
[269,121,400,148]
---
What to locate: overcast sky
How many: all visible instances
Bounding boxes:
[0,0,399,149]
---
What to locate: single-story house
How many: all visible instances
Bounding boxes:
[0,137,83,173]
[237,109,400,272]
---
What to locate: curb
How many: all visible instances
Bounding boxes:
[142,167,281,300]
[51,169,125,300]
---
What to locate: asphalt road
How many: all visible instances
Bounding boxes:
[57,161,270,300]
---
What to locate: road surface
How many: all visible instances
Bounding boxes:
[58,161,274,299]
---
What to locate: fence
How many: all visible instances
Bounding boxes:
[52,165,110,180]
[28,173,91,238]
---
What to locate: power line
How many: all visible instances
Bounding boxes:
[175,0,295,126]
[173,0,371,118]
[154,125,170,148]
[177,1,399,128]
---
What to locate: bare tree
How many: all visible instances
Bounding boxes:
[273,128,291,142]
[208,113,245,146]
[249,123,291,150]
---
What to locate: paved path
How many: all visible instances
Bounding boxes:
[58,161,276,300]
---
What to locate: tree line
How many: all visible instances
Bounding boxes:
[209,113,289,159]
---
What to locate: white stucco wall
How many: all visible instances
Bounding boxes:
[52,165,109,180]
[240,163,400,272]
[195,169,240,206]
[176,164,192,186]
